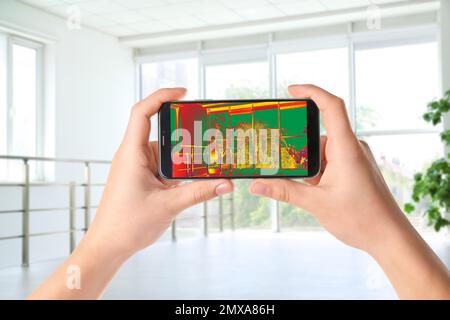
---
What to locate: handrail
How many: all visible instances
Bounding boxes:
[0,182,106,187]
[0,154,111,164]
[0,205,99,215]
[0,155,235,267]
[0,155,111,267]
[0,228,87,241]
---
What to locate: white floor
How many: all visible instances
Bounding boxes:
[0,230,449,300]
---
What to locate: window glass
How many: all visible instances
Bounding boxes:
[2,42,39,181]
[0,34,7,180]
[205,61,269,99]
[362,133,442,230]
[137,40,443,233]
[140,58,198,141]
[141,58,200,238]
[11,44,37,157]
[276,47,349,103]
[355,42,439,131]
[205,61,271,229]
[141,58,198,99]
[276,49,350,229]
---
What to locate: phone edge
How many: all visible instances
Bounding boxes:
[158,99,321,180]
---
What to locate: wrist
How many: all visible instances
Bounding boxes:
[79,222,134,268]
[364,205,415,260]
[363,206,450,299]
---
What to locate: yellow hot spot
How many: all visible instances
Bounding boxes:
[281,148,298,169]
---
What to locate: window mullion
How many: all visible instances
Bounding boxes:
[268,33,276,99]
[347,23,357,134]
[35,43,44,180]
[198,41,205,99]
[6,35,13,156]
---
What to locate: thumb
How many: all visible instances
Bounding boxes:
[249,178,315,210]
[166,179,233,213]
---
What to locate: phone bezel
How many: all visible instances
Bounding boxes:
[158,99,320,179]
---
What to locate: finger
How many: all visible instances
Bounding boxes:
[123,88,187,147]
[149,141,180,186]
[249,178,315,209]
[359,139,375,162]
[166,179,233,212]
[288,84,354,141]
[304,135,327,186]
[160,177,182,187]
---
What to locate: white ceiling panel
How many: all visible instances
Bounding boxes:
[320,0,371,10]
[276,0,326,16]
[128,21,172,34]
[17,0,422,39]
[113,0,169,9]
[103,10,148,24]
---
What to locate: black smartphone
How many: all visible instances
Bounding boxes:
[158,99,320,179]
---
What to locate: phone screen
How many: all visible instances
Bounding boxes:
[159,99,320,179]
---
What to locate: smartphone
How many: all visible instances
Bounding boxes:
[158,99,320,179]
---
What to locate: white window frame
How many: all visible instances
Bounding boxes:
[137,23,441,139]
[200,45,270,100]
[137,51,199,100]
[136,23,444,231]
[3,34,46,180]
[349,24,440,139]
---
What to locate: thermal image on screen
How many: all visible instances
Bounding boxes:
[170,101,308,178]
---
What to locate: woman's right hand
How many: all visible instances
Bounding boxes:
[249,84,406,253]
[249,84,450,299]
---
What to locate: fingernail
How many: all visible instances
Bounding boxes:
[215,183,232,196]
[250,182,268,196]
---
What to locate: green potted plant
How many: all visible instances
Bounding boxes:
[404,90,450,231]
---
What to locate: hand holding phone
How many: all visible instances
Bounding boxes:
[250,85,394,252]
[90,88,233,256]
[249,84,450,299]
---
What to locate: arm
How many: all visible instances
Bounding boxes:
[249,84,450,299]
[28,88,233,299]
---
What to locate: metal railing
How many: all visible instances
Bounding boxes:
[0,155,110,267]
[0,155,235,267]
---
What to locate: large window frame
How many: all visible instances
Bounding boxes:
[137,23,444,231]
[8,36,45,157]
[137,24,442,138]
[1,33,46,181]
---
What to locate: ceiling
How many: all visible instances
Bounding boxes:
[19,0,412,38]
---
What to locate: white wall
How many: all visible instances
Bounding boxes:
[0,0,135,267]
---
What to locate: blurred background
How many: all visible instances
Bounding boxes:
[0,0,449,299]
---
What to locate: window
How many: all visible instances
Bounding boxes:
[276,48,349,230]
[355,41,442,227]
[276,47,349,103]
[362,134,442,206]
[11,44,38,157]
[140,58,200,239]
[140,58,198,99]
[355,42,439,131]
[137,30,443,232]
[205,60,271,229]
[140,58,198,141]
[0,35,43,181]
[205,61,270,99]
[0,35,7,176]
